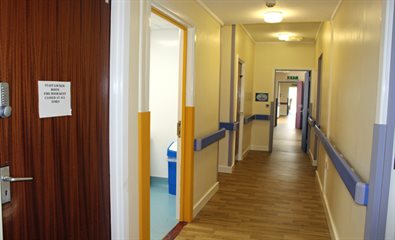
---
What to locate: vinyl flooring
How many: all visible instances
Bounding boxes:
[151,177,178,240]
[176,116,331,240]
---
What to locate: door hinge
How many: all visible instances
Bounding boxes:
[177,121,181,138]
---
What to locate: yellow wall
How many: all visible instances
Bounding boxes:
[252,43,315,149]
[235,25,255,155]
[314,21,333,186]
[155,0,221,208]
[218,25,232,168]
[218,24,255,168]
[314,1,383,239]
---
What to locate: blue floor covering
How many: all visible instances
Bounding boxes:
[150,177,178,240]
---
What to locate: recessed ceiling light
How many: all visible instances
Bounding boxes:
[277,33,303,42]
[289,36,303,42]
[278,33,290,41]
[264,11,283,23]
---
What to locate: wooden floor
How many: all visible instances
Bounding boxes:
[176,116,330,240]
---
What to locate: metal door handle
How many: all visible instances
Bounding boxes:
[0,166,33,204]
[1,176,33,182]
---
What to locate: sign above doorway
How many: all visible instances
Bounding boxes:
[287,76,299,80]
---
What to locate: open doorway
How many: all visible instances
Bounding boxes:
[273,70,311,153]
[149,11,182,239]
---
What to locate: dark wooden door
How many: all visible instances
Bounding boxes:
[0,0,111,239]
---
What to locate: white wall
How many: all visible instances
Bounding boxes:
[150,28,181,178]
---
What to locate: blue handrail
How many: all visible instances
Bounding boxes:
[244,114,271,125]
[198,114,269,152]
[194,128,226,151]
[244,115,255,124]
[308,116,369,205]
[219,122,239,131]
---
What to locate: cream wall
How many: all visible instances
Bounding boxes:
[218,24,255,170]
[315,21,333,194]
[154,0,221,208]
[314,1,383,239]
[235,25,255,156]
[252,43,315,149]
[218,25,233,170]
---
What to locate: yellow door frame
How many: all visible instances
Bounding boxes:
[151,6,193,222]
[139,6,194,239]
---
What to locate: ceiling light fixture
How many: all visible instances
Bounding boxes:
[278,33,290,41]
[277,33,304,42]
[264,1,283,23]
[264,11,283,23]
[289,36,303,42]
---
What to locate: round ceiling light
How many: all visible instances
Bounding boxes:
[277,33,304,42]
[278,33,290,41]
[263,11,283,23]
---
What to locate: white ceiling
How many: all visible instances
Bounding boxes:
[200,0,340,24]
[243,22,321,43]
[200,0,340,43]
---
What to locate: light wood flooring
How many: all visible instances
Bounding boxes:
[176,116,330,240]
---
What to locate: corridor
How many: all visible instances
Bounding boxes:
[176,116,330,239]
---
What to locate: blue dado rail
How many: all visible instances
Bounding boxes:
[244,115,255,124]
[308,116,369,205]
[254,114,270,120]
[219,121,239,131]
[244,114,271,124]
[194,128,226,151]
[194,114,270,152]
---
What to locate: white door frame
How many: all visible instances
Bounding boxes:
[109,0,138,239]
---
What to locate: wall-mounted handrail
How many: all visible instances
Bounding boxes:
[308,116,316,127]
[308,116,369,205]
[243,114,271,125]
[254,114,270,121]
[219,121,239,131]
[244,115,255,124]
[194,128,226,151]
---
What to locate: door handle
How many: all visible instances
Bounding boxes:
[1,176,33,182]
[0,166,33,204]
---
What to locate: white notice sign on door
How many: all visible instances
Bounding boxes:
[38,81,72,118]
